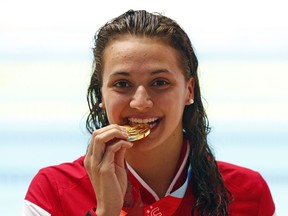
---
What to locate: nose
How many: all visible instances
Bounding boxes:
[130,85,153,110]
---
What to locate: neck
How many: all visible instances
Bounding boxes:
[125,137,184,198]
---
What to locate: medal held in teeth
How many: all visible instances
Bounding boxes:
[124,123,150,141]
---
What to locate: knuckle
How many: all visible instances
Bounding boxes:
[83,158,92,172]
[92,130,99,137]
[83,157,89,168]
[110,124,121,131]
[94,134,102,143]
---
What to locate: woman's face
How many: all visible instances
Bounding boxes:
[101,35,194,151]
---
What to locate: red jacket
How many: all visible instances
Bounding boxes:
[24,155,275,216]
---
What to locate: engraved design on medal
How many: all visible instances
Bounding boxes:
[124,123,150,141]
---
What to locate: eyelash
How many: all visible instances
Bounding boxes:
[112,79,170,89]
[152,79,169,87]
[113,80,131,88]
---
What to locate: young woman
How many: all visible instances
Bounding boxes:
[24,10,275,216]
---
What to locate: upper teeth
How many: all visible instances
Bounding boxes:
[128,117,158,124]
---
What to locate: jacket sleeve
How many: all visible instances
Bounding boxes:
[23,200,51,216]
[24,168,62,216]
[257,175,276,216]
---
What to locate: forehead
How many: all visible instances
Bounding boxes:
[102,35,183,72]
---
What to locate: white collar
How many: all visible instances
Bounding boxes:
[126,143,191,201]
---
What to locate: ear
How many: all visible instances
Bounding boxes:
[185,77,195,105]
[100,97,105,109]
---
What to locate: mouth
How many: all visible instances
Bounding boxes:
[127,117,160,129]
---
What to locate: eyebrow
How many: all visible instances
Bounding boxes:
[110,71,130,77]
[151,69,170,74]
[110,69,171,77]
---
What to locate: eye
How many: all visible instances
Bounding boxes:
[113,80,131,88]
[152,79,170,87]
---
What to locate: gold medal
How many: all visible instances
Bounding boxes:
[124,123,150,141]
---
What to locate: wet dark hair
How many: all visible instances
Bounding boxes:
[86,9,233,215]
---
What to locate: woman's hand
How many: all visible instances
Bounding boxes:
[84,124,132,216]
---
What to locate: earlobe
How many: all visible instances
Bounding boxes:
[186,77,195,105]
[99,99,105,109]
[99,97,105,109]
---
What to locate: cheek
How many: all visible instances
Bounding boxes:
[104,97,128,122]
[158,90,187,117]
[154,88,187,107]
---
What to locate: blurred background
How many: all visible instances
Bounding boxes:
[0,0,287,215]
